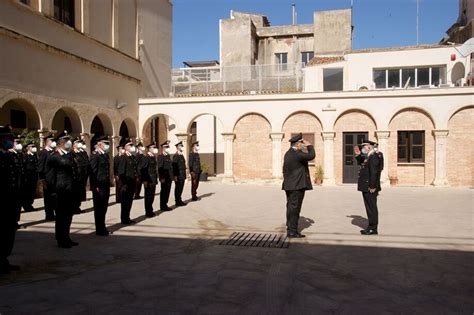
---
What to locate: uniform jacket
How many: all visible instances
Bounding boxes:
[37,148,54,180]
[113,154,122,177]
[188,152,201,174]
[46,150,76,193]
[158,154,174,181]
[133,153,145,179]
[0,150,21,221]
[140,154,158,185]
[9,150,24,189]
[282,145,315,191]
[73,150,90,182]
[89,150,110,188]
[117,153,137,185]
[355,151,382,192]
[172,153,187,180]
[23,152,39,185]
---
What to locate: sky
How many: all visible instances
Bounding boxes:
[172,0,458,68]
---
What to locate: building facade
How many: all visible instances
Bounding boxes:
[0,0,172,153]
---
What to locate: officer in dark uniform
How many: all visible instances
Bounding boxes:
[172,141,187,207]
[354,140,383,235]
[72,138,89,214]
[0,125,21,274]
[9,134,25,226]
[114,143,124,204]
[117,138,137,224]
[188,141,201,201]
[78,139,90,202]
[134,142,145,200]
[89,136,111,236]
[158,140,173,211]
[140,143,159,217]
[46,131,79,248]
[282,133,315,238]
[22,141,39,213]
[38,134,57,221]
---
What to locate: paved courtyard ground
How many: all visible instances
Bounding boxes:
[1,181,473,314]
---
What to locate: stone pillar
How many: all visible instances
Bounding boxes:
[375,131,390,185]
[270,132,284,179]
[80,133,92,155]
[432,130,449,186]
[321,131,336,186]
[111,135,121,158]
[222,133,236,181]
[38,129,50,148]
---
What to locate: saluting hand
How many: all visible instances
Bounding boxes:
[353,145,361,156]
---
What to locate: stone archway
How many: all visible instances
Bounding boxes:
[447,106,474,186]
[119,118,138,139]
[51,107,82,136]
[0,98,41,133]
[142,114,179,147]
[233,113,272,180]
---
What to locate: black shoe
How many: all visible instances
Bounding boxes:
[361,229,378,235]
[69,240,79,246]
[134,196,143,200]
[160,207,172,211]
[287,232,306,238]
[96,230,110,236]
[8,264,21,272]
[58,242,72,249]
[146,212,156,218]
[15,223,21,230]
[24,206,35,212]
[45,215,56,221]
[191,196,200,201]
[121,220,136,225]
[176,201,187,207]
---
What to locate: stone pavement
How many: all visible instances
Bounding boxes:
[0,182,473,314]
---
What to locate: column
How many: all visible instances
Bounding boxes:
[270,132,284,179]
[432,130,449,186]
[111,135,121,158]
[80,133,92,155]
[375,131,390,185]
[221,133,235,180]
[37,129,50,148]
[175,133,190,162]
[321,131,336,186]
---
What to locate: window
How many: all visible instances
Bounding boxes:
[54,0,75,28]
[373,66,446,89]
[275,53,288,71]
[323,68,343,91]
[397,131,425,163]
[291,133,315,162]
[301,51,314,66]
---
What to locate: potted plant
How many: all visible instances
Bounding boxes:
[314,164,324,185]
[389,176,398,186]
[200,162,210,181]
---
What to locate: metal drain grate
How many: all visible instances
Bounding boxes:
[218,232,289,248]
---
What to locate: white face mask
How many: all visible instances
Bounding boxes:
[120,148,125,155]
[138,146,145,152]
[165,147,171,154]
[50,141,57,148]
[129,146,137,154]
[64,140,72,150]
[361,148,368,155]
[103,144,110,152]
[194,145,200,152]
[31,147,37,153]
[14,143,23,151]
[82,145,87,150]
[76,143,83,149]
[177,145,183,152]
[152,148,159,154]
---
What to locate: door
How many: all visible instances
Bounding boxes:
[343,132,368,183]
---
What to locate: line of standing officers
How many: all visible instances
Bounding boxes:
[0,125,203,274]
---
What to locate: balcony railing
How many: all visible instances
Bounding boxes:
[171,63,305,96]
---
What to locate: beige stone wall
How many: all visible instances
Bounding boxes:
[334,111,377,184]
[388,109,435,185]
[281,112,324,183]
[233,114,272,180]
[447,107,474,187]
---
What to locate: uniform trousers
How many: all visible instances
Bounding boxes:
[285,189,306,234]
[144,183,156,214]
[362,191,379,230]
[92,185,110,233]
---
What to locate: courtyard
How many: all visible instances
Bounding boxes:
[0,182,473,314]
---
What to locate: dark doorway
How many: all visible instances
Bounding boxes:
[91,116,105,136]
[343,132,368,183]
[119,121,129,138]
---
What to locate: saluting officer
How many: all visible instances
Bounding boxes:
[72,138,89,214]
[0,126,21,274]
[117,138,138,224]
[172,141,187,207]
[22,141,39,213]
[140,143,159,217]
[89,136,111,236]
[114,143,124,203]
[188,141,201,201]
[282,133,315,238]
[9,134,25,226]
[38,134,57,221]
[46,131,79,248]
[134,142,145,200]
[158,140,173,211]
[354,140,383,235]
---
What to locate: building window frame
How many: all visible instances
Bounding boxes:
[301,51,314,66]
[373,65,446,89]
[397,131,425,163]
[323,67,344,92]
[54,0,75,28]
[275,52,288,72]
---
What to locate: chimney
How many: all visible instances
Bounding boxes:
[292,3,296,25]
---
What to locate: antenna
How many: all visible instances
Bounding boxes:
[292,3,296,25]
[416,0,419,45]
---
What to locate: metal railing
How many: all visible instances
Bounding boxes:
[171,63,305,96]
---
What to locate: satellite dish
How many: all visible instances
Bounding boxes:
[455,38,474,57]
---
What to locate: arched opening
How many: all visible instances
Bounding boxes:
[0,98,41,133]
[90,114,113,147]
[119,121,129,138]
[119,118,137,139]
[51,107,82,135]
[142,114,178,147]
[91,116,105,136]
[451,62,465,86]
[187,114,225,176]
